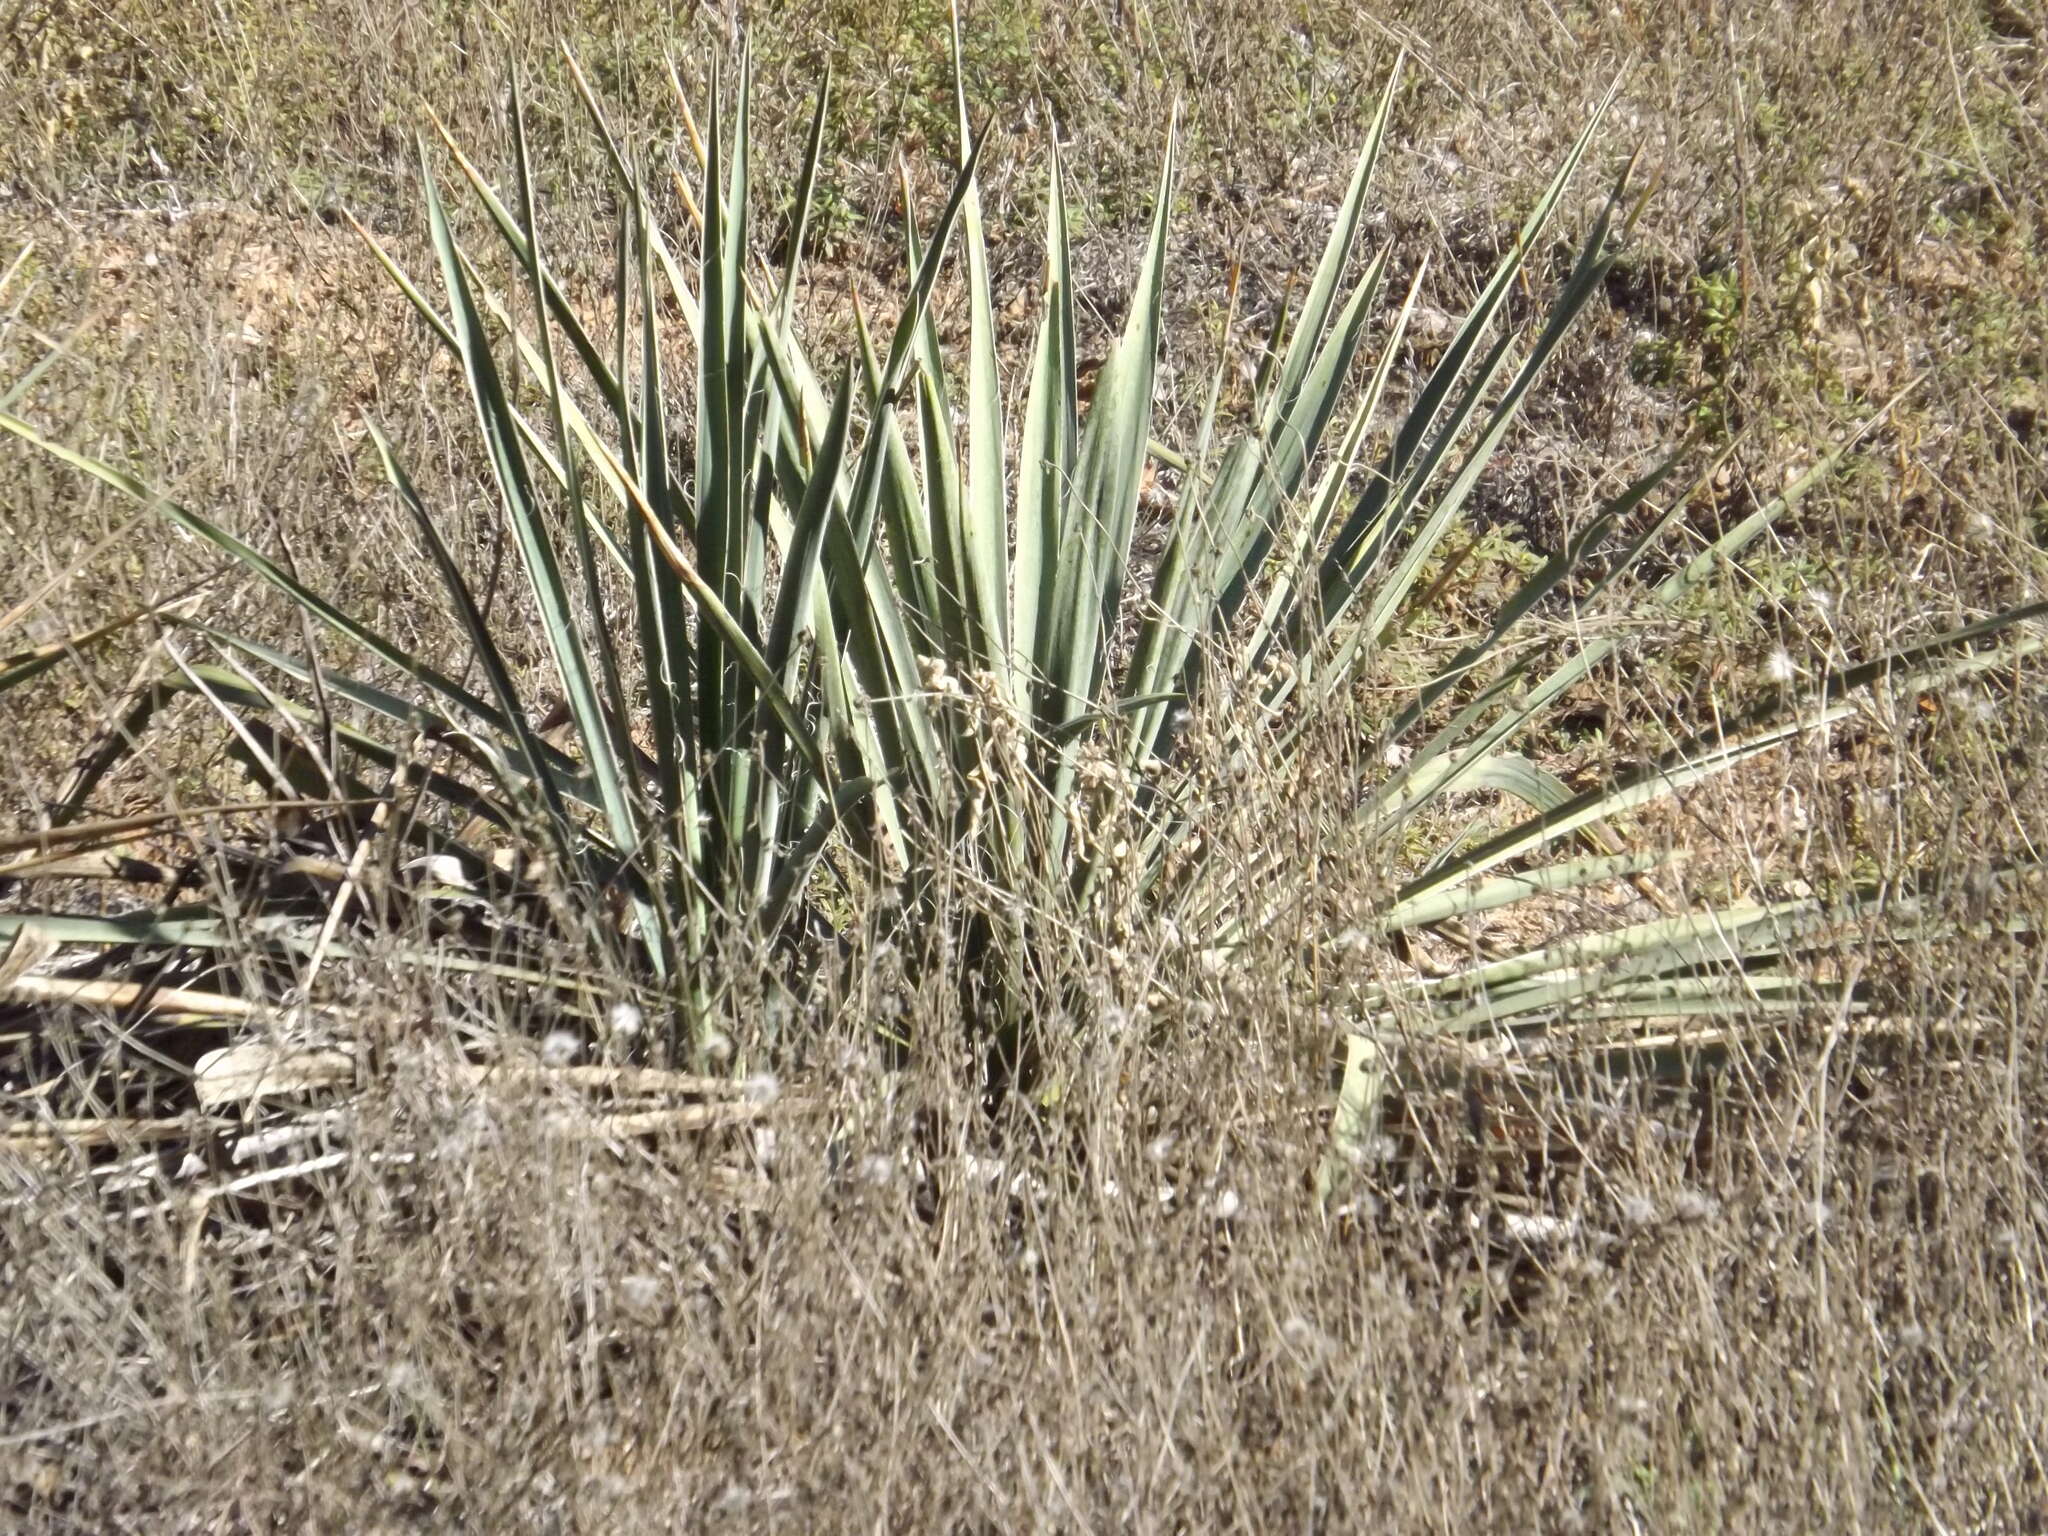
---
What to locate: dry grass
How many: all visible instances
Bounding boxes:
[5,0,2048,1527]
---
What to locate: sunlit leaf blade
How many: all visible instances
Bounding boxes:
[952,7,1009,681]
[419,155,647,908]
[1059,120,1175,713]
[1040,125,1176,861]
[1373,851,1670,932]
[1264,59,1400,432]
[1011,136,1078,716]
[778,73,832,322]
[0,412,512,736]
[1317,84,1619,619]
[511,82,639,804]
[179,621,593,803]
[426,109,636,423]
[1384,613,2046,927]
[1,601,180,693]
[361,420,609,905]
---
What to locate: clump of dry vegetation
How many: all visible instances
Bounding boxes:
[4,0,2046,1528]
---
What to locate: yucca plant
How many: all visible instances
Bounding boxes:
[4,35,2040,1132]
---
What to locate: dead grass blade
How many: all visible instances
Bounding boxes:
[2,975,269,1021]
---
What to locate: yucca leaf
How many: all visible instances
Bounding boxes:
[420,155,649,911]
[1361,209,1621,643]
[1186,262,1242,500]
[0,908,249,950]
[1243,262,1429,689]
[857,126,995,666]
[759,773,878,933]
[1319,1033,1388,1200]
[872,131,990,396]
[1317,84,1618,613]
[1012,134,1079,717]
[178,620,598,805]
[0,413,522,740]
[1371,441,1887,829]
[1,600,184,693]
[1373,896,1828,1014]
[802,128,999,827]
[363,420,581,869]
[856,299,943,646]
[426,107,639,421]
[1264,60,1401,432]
[1385,612,2046,925]
[510,81,639,794]
[764,366,858,685]
[1392,903,1842,1039]
[900,191,972,660]
[358,215,642,571]
[62,664,526,837]
[1370,453,1681,772]
[952,7,1009,682]
[1124,243,1392,773]
[624,466,833,793]
[1058,120,1176,710]
[1040,124,1176,863]
[1372,850,1671,932]
[0,910,634,996]
[694,56,756,872]
[1207,749,1594,944]
[613,199,699,911]
[777,72,832,323]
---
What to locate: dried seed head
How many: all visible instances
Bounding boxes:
[1618,1195,1659,1229]
[1670,1188,1718,1225]
[616,1273,666,1322]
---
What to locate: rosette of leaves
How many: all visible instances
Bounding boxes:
[5,39,2039,1132]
